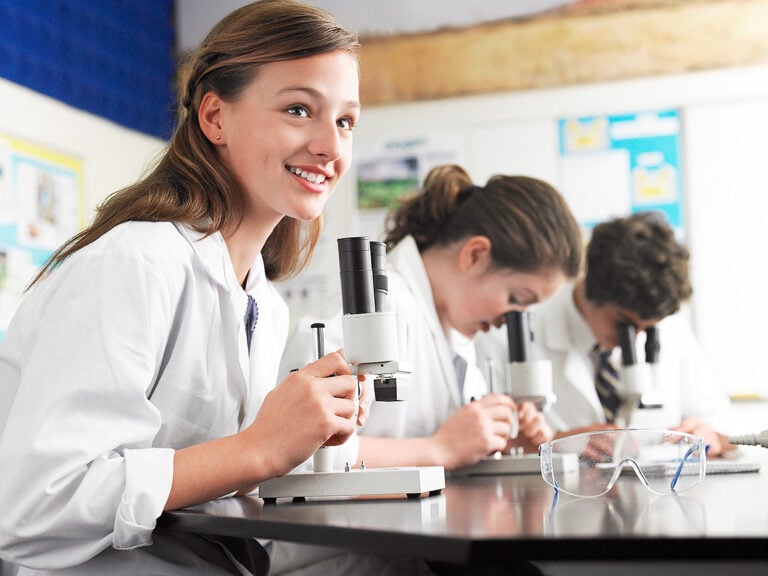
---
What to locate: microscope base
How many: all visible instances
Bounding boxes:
[453,453,578,477]
[259,465,445,503]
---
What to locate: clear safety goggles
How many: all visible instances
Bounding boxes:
[539,428,707,498]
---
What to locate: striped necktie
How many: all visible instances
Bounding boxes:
[594,346,621,423]
[244,294,259,352]
[453,353,468,398]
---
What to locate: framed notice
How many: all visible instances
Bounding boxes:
[0,133,85,340]
[558,109,684,237]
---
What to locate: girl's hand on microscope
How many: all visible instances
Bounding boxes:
[508,401,553,453]
[246,351,358,477]
[432,393,516,470]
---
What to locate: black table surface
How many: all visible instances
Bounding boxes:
[158,448,768,565]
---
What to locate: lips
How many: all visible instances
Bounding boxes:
[287,165,327,184]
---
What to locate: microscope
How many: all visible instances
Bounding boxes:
[337,237,411,401]
[459,311,576,476]
[259,237,445,503]
[503,310,556,413]
[614,322,663,426]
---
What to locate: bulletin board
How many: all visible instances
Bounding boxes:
[0,133,85,340]
[558,109,684,236]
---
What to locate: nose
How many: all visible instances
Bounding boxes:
[308,119,344,161]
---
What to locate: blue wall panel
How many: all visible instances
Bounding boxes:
[0,0,176,140]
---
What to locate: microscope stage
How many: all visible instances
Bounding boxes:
[259,465,445,503]
[453,453,578,477]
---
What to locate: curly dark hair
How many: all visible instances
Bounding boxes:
[585,211,691,319]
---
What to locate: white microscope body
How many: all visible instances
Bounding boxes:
[458,311,580,476]
[504,310,556,416]
[259,237,445,502]
[338,237,411,402]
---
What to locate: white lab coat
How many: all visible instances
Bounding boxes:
[280,235,486,444]
[474,282,738,434]
[0,221,287,574]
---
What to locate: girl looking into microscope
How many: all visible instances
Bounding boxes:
[282,163,583,471]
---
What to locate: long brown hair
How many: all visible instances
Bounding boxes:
[384,164,582,278]
[30,0,359,287]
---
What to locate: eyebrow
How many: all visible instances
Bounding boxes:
[511,292,539,306]
[277,85,360,111]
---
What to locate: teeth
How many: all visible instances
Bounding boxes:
[289,166,326,184]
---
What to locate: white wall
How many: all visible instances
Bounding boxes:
[0,78,167,217]
[303,64,768,399]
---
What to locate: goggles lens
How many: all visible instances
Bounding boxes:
[539,428,707,497]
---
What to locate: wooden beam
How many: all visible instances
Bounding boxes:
[358,0,768,105]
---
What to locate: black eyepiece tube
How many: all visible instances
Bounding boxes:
[337,237,374,315]
[505,310,530,363]
[645,325,660,364]
[618,322,637,366]
[369,241,388,313]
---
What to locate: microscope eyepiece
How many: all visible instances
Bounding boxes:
[505,310,531,363]
[618,322,638,366]
[338,237,375,315]
[370,241,389,313]
[644,325,660,364]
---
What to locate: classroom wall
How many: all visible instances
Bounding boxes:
[0,77,166,215]
[3,57,766,401]
[282,63,768,400]
[0,76,166,335]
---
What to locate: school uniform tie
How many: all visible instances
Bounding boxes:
[594,345,621,423]
[244,294,259,352]
[453,352,468,399]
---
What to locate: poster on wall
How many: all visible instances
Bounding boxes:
[0,133,85,340]
[558,109,683,238]
[354,132,462,240]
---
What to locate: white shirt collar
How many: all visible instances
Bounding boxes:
[564,283,597,356]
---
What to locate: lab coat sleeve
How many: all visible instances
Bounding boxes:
[671,316,739,433]
[0,248,177,568]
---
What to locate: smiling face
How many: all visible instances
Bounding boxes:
[202,50,360,232]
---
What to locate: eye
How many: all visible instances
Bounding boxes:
[286,104,310,118]
[337,116,356,131]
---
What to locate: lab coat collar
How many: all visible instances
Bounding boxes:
[174,222,239,292]
[388,236,437,318]
[540,282,593,355]
[564,284,596,356]
[173,222,266,298]
[173,223,268,393]
[389,236,464,407]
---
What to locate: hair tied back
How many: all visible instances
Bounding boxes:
[456,184,482,206]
